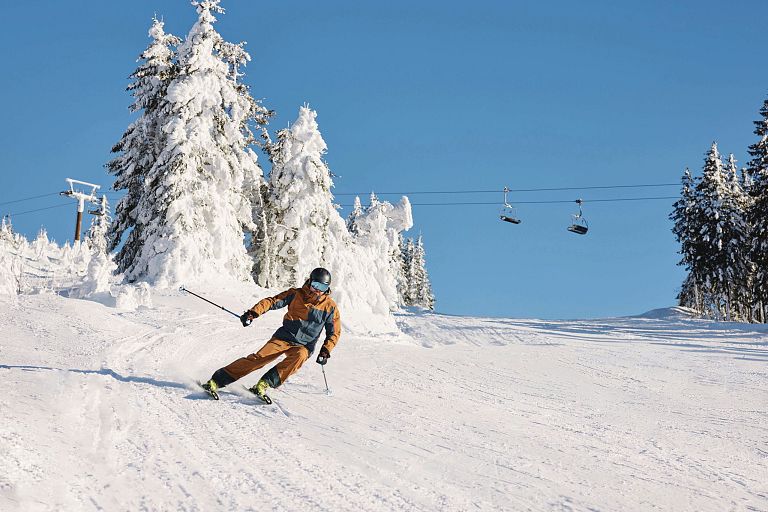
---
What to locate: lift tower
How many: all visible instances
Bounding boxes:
[60,178,100,242]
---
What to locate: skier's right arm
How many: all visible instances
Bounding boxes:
[247,289,296,317]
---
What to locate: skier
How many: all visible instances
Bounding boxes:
[201,267,341,403]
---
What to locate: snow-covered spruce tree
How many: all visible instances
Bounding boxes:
[0,216,23,296]
[107,17,180,272]
[85,196,112,254]
[253,107,413,333]
[257,106,337,288]
[346,193,413,307]
[726,154,753,213]
[408,235,435,310]
[693,144,727,318]
[670,168,703,312]
[368,192,413,307]
[32,228,56,261]
[676,273,698,313]
[393,233,408,305]
[693,143,748,320]
[399,236,415,305]
[346,196,364,236]
[120,1,269,285]
[0,216,15,244]
[746,97,768,322]
[741,167,755,194]
[726,154,739,188]
[724,154,753,320]
[250,125,291,286]
[218,38,274,280]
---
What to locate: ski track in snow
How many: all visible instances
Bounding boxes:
[1,294,767,511]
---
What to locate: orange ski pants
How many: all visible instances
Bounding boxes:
[220,338,309,387]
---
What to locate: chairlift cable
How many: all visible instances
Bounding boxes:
[0,192,61,207]
[505,183,679,193]
[579,196,679,203]
[5,182,679,202]
[5,203,72,217]
[1,188,680,215]
[337,196,678,207]
[4,196,679,222]
[332,183,679,196]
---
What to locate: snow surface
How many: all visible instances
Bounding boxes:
[1,285,767,511]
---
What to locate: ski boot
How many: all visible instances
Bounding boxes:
[200,379,220,400]
[247,379,273,404]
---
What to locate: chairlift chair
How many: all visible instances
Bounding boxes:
[567,199,589,235]
[500,210,521,224]
[499,186,521,224]
[87,195,108,216]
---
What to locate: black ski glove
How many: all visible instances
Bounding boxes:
[240,310,256,327]
[316,346,330,365]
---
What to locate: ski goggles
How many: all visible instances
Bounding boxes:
[310,281,330,292]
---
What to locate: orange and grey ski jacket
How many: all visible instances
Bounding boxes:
[248,283,341,354]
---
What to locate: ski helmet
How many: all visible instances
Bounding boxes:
[309,267,332,286]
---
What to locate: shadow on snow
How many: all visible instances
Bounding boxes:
[0,364,188,390]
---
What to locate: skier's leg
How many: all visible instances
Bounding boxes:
[209,338,289,388]
[259,344,310,388]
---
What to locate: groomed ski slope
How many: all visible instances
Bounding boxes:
[1,286,767,512]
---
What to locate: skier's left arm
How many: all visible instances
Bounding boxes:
[321,306,341,355]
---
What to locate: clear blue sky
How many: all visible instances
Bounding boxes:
[2,0,767,319]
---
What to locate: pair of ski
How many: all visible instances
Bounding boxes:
[197,381,273,405]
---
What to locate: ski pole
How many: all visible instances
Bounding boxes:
[316,353,331,394]
[320,365,330,395]
[179,286,240,319]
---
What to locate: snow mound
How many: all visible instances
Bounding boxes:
[63,250,152,310]
[69,252,115,299]
[631,306,696,320]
